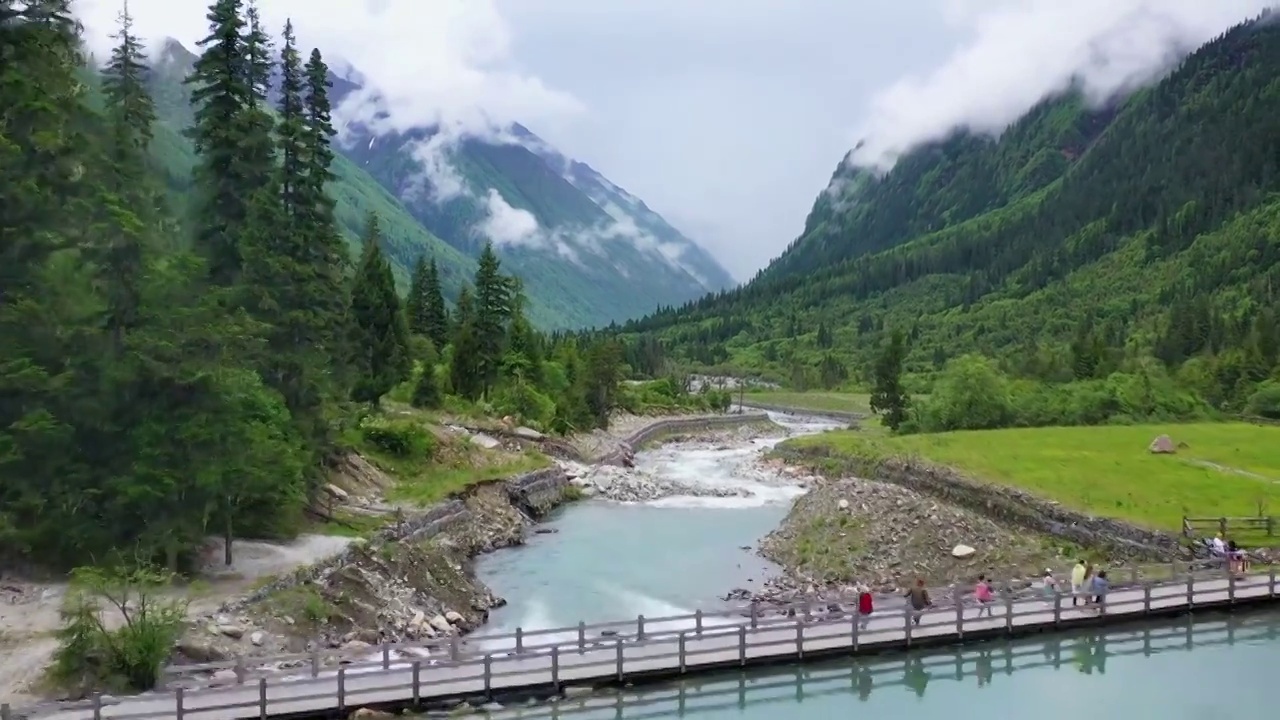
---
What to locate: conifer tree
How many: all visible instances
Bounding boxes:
[423,258,450,348]
[473,243,514,395]
[450,286,484,400]
[347,215,410,405]
[185,0,251,285]
[407,255,432,337]
[101,0,155,192]
[275,19,306,221]
[870,329,910,431]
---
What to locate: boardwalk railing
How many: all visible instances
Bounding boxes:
[1182,515,1278,540]
[8,567,1279,720]
[479,616,1277,720]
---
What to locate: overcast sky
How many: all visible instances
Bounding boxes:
[75,0,1274,280]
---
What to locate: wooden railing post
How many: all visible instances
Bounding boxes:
[577,621,586,652]
[1004,590,1014,632]
[1053,588,1062,627]
[381,641,391,670]
[174,687,183,720]
[738,625,747,666]
[310,647,320,677]
[795,621,804,658]
[615,639,624,681]
[637,614,646,641]
[515,627,524,654]
[258,677,267,719]
[483,654,493,696]
[1143,581,1152,615]
[1186,573,1194,607]
[412,660,422,705]
[851,611,860,650]
[337,667,346,714]
[550,646,560,691]
[695,609,704,635]
[450,635,460,661]
[678,631,687,672]
[954,587,964,636]
[234,657,245,684]
[903,605,912,645]
[92,693,103,720]
[1229,570,1237,604]
[749,602,759,630]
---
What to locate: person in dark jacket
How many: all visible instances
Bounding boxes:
[906,578,931,625]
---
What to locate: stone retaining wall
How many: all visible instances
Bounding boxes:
[223,466,569,612]
[738,401,863,423]
[778,446,1188,562]
[625,412,774,448]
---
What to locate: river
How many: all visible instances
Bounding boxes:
[469,413,1277,718]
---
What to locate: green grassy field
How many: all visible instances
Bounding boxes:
[744,390,872,414]
[784,423,1280,531]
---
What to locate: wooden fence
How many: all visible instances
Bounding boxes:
[6,565,1278,720]
[1182,515,1278,540]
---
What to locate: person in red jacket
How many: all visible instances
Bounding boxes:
[857,584,874,629]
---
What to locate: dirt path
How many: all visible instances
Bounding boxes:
[0,535,354,707]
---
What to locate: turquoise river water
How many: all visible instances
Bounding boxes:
[468,414,1276,719]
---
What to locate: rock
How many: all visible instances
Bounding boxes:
[175,638,228,663]
[249,630,266,646]
[209,669,239,687]
[952,544,976,559]
[512,426,545,441]
[837,498,850,510]
[429,614,453,633]
[469,433,501,450]
[1148,435,1176,454]
[444,610,464,624]
[325,483,350,500]
[350,709,395,720]
[217,624,245,639]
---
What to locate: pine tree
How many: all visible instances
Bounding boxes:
[472,243,514,395]
[347,215,410,405]
[406,255,432,336]
[101,0,155,192]
[411,364,442,409]
[185,0,251,285]
[450,287,484,400]
[423,258,450,348]
[96,2,160,350]
[870,329,910,431]
[275,19,306,221]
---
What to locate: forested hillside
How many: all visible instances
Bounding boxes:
[1,0,704,572]
[624,11,1280,426]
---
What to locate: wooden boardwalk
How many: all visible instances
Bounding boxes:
[7,569,1278,720]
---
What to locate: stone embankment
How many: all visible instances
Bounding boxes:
[173,468,573,674]
[744,443,1192,604]
[775,445,1184,560]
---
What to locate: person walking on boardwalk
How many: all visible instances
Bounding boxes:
[1070,559,1087,606]
[857,584,874,629]
[906,578,931,625]
[1090,571,1109,613]
[1041,569,1057,600]
[974,574,994,617]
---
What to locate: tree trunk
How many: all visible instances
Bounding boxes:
[224,517,233,567]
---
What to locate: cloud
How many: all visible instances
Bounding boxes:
[75,0,584,136]
[848,0,1276,170]
[477,189,540,246]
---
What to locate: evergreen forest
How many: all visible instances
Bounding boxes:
[0,0,728,574]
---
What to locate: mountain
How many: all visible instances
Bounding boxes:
[327,70,735,329]
[625,11,1280,410]
[146,40,732,330]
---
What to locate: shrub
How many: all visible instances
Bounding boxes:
[1246,381,1280,419]
[50,566,187,695]
[360,416,435,459]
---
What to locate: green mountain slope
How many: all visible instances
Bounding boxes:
[333,85,736,329]
[626,12,1280,409]
[146,40,479,303]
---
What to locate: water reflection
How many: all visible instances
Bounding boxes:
[463,612,1278,719]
